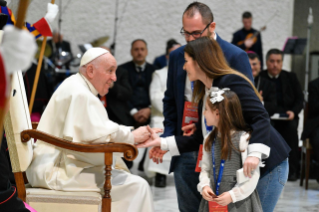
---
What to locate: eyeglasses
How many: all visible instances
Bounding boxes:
[180,22,212,39]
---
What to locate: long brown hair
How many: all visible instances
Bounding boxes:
[204,90,251,160]
[184,36,261,103]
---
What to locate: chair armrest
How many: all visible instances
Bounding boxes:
[31,122,38,129]
[21,129,138,161]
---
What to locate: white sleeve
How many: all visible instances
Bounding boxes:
[160,136,180,156]
[110,125,134,145]
[228,132,261,203]
[150,72,164,113]
[197,134,211,194]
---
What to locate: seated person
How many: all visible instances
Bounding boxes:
[248,52,276,116]
[301,77,319,183]
[26,48,154,212]
[259,49,304,181]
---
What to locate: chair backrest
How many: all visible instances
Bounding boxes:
[4,71,34,173]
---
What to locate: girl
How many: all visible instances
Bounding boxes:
[198,88,262,212]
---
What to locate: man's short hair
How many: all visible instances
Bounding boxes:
[166,39,180,55]
[183,2,214,25]
[131,39,147,48]
[242,11,252,19]
[266,48,284,61]
[247,52,259,60]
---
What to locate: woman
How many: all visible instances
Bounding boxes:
[142,37,290,212]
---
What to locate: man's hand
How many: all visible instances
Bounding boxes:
[202,186,216,202]
[244,38,254,49]
[149,146,168,164]
[286,110,295,120]
[132,126,150,144]
[182,123,196,136]
[259,90,264,102]
[139,108,151,120]
[136,126,161,148]
[215,192,232,206]
[243,156,260,178]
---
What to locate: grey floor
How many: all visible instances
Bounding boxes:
[132,148,319,212]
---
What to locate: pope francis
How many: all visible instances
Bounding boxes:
[26,48,154,212]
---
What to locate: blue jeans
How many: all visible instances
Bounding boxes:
[174,151,202,212]
[257,158,289,212]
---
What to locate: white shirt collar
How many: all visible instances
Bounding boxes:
[78,73,99,96]
[135,62,146,72]
[267,72,280,79]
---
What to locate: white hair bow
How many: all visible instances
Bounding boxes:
[209,88,230,104]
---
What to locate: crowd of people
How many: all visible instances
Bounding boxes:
[1,1,319,212]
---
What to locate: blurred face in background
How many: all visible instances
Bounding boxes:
[249,57,261,78]
[266,54,283,77]
[243,18,252,30]
[131,40,148,65]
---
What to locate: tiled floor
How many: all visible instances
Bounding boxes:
[132,149,319,212]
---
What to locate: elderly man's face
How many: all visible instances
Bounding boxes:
[249,57,261,78]
[131,41,148,65]
[266,54,283,77]
[90,54,117,96]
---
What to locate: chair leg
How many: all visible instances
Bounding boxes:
[102,152,112,212]
[300,150,305,187]
[14,172,26,202]
[305,149,311,190]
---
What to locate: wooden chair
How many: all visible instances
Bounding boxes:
[300,102,313,190]
[4,71,138,212]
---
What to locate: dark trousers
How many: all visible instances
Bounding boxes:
[273,120,300,175]
[309,127,319,162]
[173,151,202,212]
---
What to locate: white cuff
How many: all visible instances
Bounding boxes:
[228,190,237,203]
[160,138,168,150]
[198,184,210,195]
[161,136,180,156]
[130,108,138,116]
[248,143,270,159]
[247,152,262,161]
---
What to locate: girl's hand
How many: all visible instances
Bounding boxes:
[215,192,232,206]
[202,186,216,202]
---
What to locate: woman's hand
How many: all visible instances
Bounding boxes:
[243,156,260,178]
[215,192,232,206]
[202,186,216,202]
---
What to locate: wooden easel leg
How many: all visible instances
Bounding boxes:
[14,172,26,202]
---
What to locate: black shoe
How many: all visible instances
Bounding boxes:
[288,173,298,181]
[155,173,166,188]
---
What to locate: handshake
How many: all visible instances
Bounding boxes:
[132,125,168,164]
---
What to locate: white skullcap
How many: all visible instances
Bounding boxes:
[80,47,109,67]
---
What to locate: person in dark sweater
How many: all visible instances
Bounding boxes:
[248,52,276,117]
[232,12,263,68]
[259,49,304,181]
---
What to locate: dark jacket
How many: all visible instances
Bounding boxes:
[106,67,133,126]
[301,77,319,140]
[254,75,277,116]
[259,70,304,119]
[231,28,263,67]
[162,34,254,173]
[174,74,291,176]
[119,61,155,111]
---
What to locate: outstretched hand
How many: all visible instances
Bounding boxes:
[135,126,162,148]
[149,146,168,164]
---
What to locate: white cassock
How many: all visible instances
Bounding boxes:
[26,73,154,212]
[144,67,172,177]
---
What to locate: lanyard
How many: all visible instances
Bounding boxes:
[212,139,225,196]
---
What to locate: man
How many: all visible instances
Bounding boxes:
[26,48,154,212]
[153,38,179,70]
[159,2,254,211]
[232,12,263,68]
[119,39,155,127]
[248,52,276,116]
[260,49,304,181]
[302,77,319,183]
